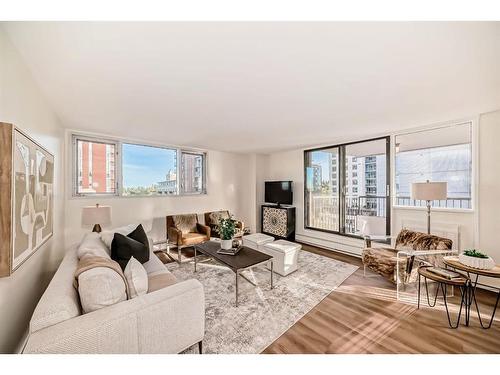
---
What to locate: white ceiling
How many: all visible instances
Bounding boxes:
[3,22,500,153]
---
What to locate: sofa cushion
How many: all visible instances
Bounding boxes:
[77,232,110,259]
[29,247,82,333]
[142,248,167,275]
[173,214,198,234]
[77,266,128,314]
[148,272,177,293]
[124,257,148,299]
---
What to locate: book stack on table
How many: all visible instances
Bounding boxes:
[427,267,463,280]
[217,245,243,256]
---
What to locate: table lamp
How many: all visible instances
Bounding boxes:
[411,181,447,234]
[82,204,111,233]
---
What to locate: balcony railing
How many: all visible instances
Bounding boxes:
[395,196,471,209]
[307,194,387,235]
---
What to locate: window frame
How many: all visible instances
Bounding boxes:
[71,133,207,198]
[303,135,391,240]
[72,134,120,197]
[393,121,474,212]
[179,150,207,195]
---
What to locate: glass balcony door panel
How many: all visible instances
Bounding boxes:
[343,138,388,236]
[305,147,340,232]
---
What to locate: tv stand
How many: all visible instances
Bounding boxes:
[261,204,295,241]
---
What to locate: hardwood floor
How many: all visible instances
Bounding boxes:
[262,244,500,354]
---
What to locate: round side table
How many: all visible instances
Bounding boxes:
[417,266,469,329]
[443,256,500,329]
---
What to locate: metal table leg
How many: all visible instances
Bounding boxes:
[469,274,500,329]
[440,283,466,329]
[417,273,421,309]
[235,271,239,307]
[194,246,197,272]
[270,261,274,289]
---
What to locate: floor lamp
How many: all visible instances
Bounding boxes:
[411,181,447,234]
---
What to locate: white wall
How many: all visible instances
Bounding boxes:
[478,110,500,288]
[0,28,65,353]
[64,148,255,246]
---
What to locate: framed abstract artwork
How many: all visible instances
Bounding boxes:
[0,122,54,277]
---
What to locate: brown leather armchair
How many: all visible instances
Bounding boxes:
[204,210,244,239]
[166,213,210,263]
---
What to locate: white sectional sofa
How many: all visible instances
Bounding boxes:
[23,235,205,354]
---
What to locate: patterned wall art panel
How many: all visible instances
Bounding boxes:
[0,123,54,277]
[262,207,288,237]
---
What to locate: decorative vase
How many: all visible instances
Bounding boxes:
[221,239,233,250]
[458,253,495,270]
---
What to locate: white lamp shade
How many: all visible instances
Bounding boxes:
[411,182,447,201]
[82,205,111,226]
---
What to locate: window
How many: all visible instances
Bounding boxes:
[73,134,206,197]
[305,137,390,237]
[122,143,177,196]
[395,122,472,209]
[305,147,340,232]
[181,151,206,194]
[75,137,117,195]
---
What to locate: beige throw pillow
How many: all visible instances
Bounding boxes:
[124,257,148,299]
[78,267,127,314]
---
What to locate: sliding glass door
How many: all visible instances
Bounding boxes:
[304,137,390,238]
[305,147,340,231]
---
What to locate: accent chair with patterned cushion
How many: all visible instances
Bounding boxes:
[361,228,453,284]
[166,213,210,263]
[204,210,245,239]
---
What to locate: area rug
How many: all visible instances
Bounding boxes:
[165,250,358,354]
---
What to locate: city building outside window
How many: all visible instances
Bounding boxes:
[75,137,117,196]
[394,122,472,209]
[73,134,206,197]
[180,151,206,194]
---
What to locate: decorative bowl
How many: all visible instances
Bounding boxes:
[458,253,495,270]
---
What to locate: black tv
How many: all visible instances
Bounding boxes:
[265,181,293,206]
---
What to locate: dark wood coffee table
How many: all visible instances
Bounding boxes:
[194,241,274,306]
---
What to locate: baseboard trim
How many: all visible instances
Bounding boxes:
[296,233,362,258]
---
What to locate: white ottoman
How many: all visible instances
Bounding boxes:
[262,240,301,276]
[242,233,275,251]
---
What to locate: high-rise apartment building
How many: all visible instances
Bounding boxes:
[77,141,115,194]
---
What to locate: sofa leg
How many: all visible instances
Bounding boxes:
[198,340,203,354]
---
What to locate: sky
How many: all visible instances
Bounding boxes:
[311,150,333,182]
[122,143,176,188]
